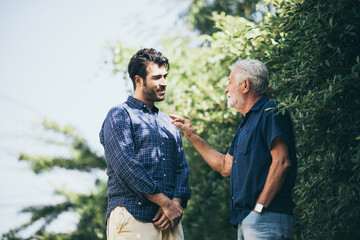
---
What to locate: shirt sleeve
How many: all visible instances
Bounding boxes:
[102,107,160,199]
[264,107,293,152]
[173,128,191,208]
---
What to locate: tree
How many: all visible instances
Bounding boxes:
[2,121,107,240]
[184,0,264,35]
[5,0,360,239]
[261,0,360,238]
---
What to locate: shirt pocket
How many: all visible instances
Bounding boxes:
[236,129,251,156]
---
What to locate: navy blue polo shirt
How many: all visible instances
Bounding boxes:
[228,96,297,226]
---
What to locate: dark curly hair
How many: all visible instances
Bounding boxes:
[128,48,170,90]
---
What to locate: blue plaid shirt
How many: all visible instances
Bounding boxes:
[99,96,191,223]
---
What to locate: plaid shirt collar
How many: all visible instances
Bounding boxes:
[126,95,159,114]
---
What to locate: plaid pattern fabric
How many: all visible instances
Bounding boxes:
[100,96,191,223]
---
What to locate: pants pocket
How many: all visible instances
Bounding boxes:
[113,207,128,233]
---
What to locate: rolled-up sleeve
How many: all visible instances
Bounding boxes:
[102,107,160,198]
[174,128,191,207]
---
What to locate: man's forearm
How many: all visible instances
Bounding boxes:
[187,133,229,176]
[256,136,291,208]
[170,114,230,177]
[144,192,172,208]
[256,156,290,208]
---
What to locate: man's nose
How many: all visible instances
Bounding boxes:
[160,78,167,86]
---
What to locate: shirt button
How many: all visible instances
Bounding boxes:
[234,161,236,164]
[161,142,164,145]
[137,201,142,206]
[164,174,166,177]
[162,158,165,161]
[232,196,234,200]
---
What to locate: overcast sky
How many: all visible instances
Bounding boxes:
[0,0,190,236]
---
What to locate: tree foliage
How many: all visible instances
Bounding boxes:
[184,0,262,35]
[262,0,360,238]
[2,121,107,240]
[4,0,360,239]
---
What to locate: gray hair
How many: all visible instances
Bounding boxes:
[231,59,269,95]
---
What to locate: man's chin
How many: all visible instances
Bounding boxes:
[227,102,238,110]
[155,95,166,102]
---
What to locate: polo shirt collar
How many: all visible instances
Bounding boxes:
[248,96,269,113]
[126,95,159,113]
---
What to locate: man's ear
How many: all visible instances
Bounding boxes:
[134,75,142,88]
[243,79,250,93]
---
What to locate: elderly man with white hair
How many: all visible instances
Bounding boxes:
[170,59,297,240]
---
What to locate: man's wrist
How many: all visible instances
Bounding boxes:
[160,197,173,209]
[173,197,182,203]
[173,198,182,208]
[254,203,265,213]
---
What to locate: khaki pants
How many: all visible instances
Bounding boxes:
[107,207,184,240]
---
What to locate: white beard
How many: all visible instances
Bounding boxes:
[227,93,244,110]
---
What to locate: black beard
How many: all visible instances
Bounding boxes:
[142,86,166,102]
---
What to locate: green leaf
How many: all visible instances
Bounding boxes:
[325,59,331,67]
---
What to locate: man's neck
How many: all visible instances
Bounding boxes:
[240,94,262,116]
[133,92,154,109]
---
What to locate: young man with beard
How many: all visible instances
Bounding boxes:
[100,48,191,240]
[170,59,297,239]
